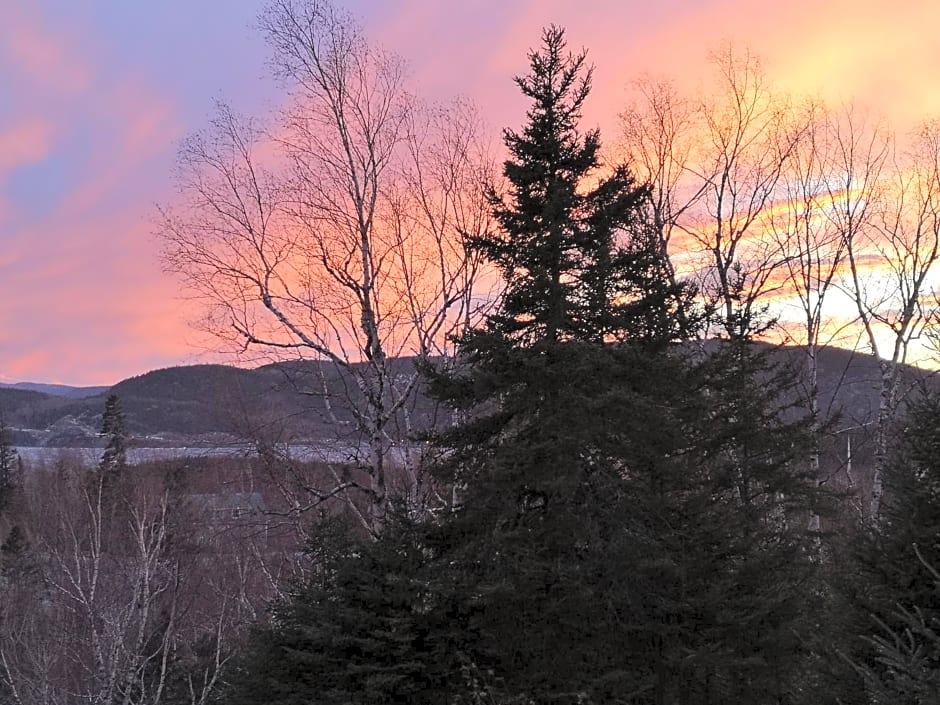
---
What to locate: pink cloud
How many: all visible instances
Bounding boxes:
[0,3,93,95]
[0,116,59,227]
[62,77,182,215]
[0,120,57,173]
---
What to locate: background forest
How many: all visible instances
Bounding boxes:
[3,1,940,703]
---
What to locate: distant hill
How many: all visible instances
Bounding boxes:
[0,357,436,448]
[0,345,934,451]
[0,382,109,398]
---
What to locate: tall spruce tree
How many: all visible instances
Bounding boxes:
[475,25,690,349]
[426,27,825,705]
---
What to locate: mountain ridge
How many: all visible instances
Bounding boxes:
[0,381,109,398]
[0,343,935,450]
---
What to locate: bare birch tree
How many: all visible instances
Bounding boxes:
[758,102,836,513]
[622,48,940,521]
[619,76,702,275]
[763,104,872,483]
[0,460,260,705]
[159,0,492,535]
[621,46,802,339]
[842,120,940,519]
[691,46,805,337]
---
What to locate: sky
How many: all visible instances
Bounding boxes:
[3,0,940,385]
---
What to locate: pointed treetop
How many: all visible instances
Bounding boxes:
[473,25,693,348]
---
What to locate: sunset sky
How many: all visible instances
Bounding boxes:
[3,0,940,385]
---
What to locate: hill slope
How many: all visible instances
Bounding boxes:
[0,345,933,449]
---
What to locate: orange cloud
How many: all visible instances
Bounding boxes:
[4,210,212,385]
[469,0,940,141]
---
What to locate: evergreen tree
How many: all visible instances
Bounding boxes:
[839,390,940,702]
[225,514,472,705]
[474,25,692,349]
[0,415,19,515]
[99,393,127,481]
[881,391,940,618]
[429,342,826,703]
[854,551,940,705]
[426,26,824,705]
[0,526,34,585]
[683,339,829,703]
